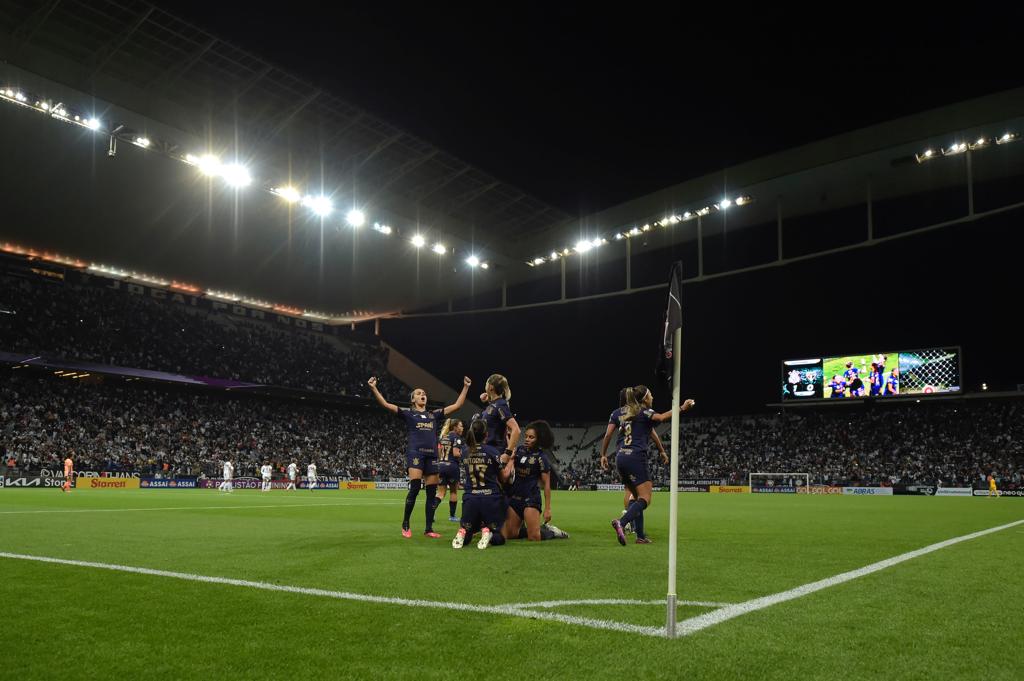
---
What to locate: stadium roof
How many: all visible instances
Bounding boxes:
[0,1,1021,316]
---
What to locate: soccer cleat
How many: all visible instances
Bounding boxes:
[424,531,442,539]
[611,519,627,546]
[636,536,652,544]
[477,529,493,550]
[401,527,412,539]
[543,523,569,539]
[452,530,465,549]
[448,515,460,522]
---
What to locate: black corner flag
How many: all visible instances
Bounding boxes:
[657,261,683,385]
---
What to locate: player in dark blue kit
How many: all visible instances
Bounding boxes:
[368,375,472,539]
[452,420,514,550]
[501,420,555,542]
[828,375,846,398]
[869,363,882,397]
[600,385,695,546]
[435,419,464,522]
[885,368,899,395]
[477,374,521,456]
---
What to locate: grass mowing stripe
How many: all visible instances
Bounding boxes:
[0,501,402,515]
[675,517,1024,637]
[0,551,666,637]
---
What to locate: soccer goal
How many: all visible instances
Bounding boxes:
[749,472,810,492]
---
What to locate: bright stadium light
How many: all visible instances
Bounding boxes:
[221,163,252,188]
[84,117,100,130]
[480,262,489,270]
[615,233,624,240]
[432,243,447,255]
[346,209,366,227]
[575,240,592,253]
[720,198,733,209]
[195,155,221,177]
[302,195,333,217]
[465,255,480,267]
[550,251,558,259]
[39,101,50,111]
[373,222,392,235]
[134,137,151,148]
[411,234,426,248]
[272,186,302,203]
[941,142,967,156]
[15,92,27,102]
[533,257,545,265]
[629,227,641,236]
[996,132,1019,144]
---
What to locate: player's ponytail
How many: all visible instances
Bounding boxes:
[622,384,650,421]
[486,374,511,401]
[466,419,488,453]
[440,418,462,439]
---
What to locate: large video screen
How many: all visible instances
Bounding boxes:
[782,347,961,401]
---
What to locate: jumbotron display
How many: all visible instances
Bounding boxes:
[781,347,961,400]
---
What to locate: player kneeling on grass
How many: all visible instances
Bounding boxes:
[600,385,695,546]
[501,420,569,542]
[452,420,514,550]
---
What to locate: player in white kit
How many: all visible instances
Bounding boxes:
[260,463,273,492]
[286,461,298,491]
[307,462,317,490]
[218,460,234,493]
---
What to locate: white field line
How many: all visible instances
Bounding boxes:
[503,598,733,609]
[674,518,1024,637]
[0,552,665,637]
[0,501,402,515]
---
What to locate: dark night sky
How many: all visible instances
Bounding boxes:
[163,4,1024,215]
[152,4,1024,420]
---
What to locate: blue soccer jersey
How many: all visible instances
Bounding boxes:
[396,407,445,455]
[461,445,505,495]
[508,445,551,499]
[480,398,513,448]
[609,407,656,453]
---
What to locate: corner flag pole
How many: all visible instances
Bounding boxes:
[661,261,683,638]
[666,325,681,637]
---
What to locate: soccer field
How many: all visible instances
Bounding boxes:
[1,489,1021,680]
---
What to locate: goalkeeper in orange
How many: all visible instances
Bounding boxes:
[987,474,998,498]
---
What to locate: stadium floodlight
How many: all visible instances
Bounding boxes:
[411,234,426,248]
[533,257,545,265]
[615,233,624,240]
[373,222,392,235]
[84,117,100,130]
[683,211,693,219]
[550,251,559,259]
[272,186,302,203]
[432,243,447,255]
[629,227,641,236]
[735,196,752,206]
[941,142,967,156]
[465,255,480,267]
[193,154,221,177]
[39,101,50,111]
[982,383,988,391]
[575,240,593,253]
[719,198,733,209]
[221,163,252,188]
[642,224,651,231]
[15,92,27,102]
[134,137,151,148]
[968,137,988,150]
[915,148,936,163]
[996,132,1019,144]
[346,209,366,228]
[302,195,333,217]
[480,262,489,269]
[562,248,571,256]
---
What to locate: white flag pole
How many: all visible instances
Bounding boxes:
[666,325,681,637]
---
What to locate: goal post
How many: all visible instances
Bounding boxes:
[748,472,810,493]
